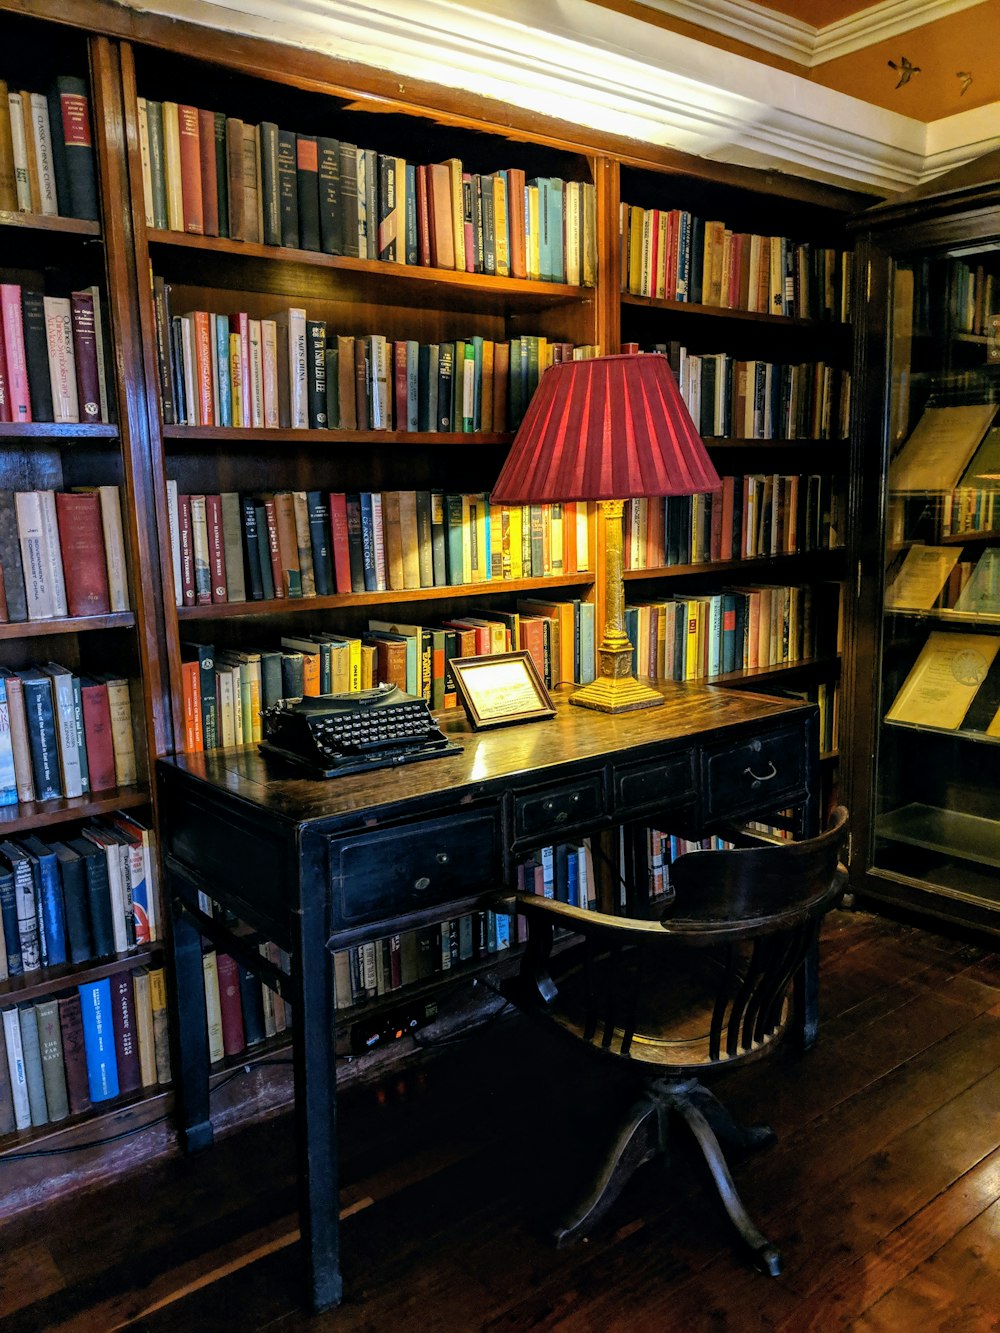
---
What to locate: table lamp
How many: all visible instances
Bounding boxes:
[490,352,721,713]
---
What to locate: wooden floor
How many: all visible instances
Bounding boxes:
[4,907,1000,1331]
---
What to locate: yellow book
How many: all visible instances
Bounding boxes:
[505,504,523,580]
[328,638,351,694]
[360,642,376,690]
[444,157,465,272]
[229,333,243,427]
[493,173,509,277]
[131,968,158,1089]
[886,631,1000,730]
[201,951,225,1064]
[684,598,703,680]
[103,676,138,785]
[161,100,184,231]
[526,184,540,281]
[148,966,172,1084]
[628,205,645,295]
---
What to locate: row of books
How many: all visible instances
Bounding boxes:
[941,487,1000,538]
[332,911,515,1011]
[202,944,290,1063]
[950,259,996,337]
[166,485,592,610]
[0,667,137,806]
[0,76,99,221]
[0,813,156,980]
[619,203,852,322]
[0,967,170,1133]
[153,290,589,433]
[620,474,844,571]
[624,583,837,683]
[136,98,598,286]
[888,546,1000,617]
[0,487,129,623]
[518,841,595,910]
[0,283,111,425]
[180,597,594,751]
[666,347,851,442]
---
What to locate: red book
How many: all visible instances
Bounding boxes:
[109,970,141,1094]
[193,310,214,426]
[0,305,10,422]
[80,677,116,791]
[215,953,245,1056]
[55,490,111,616]
[177,494,196,606]
[393,341,407,430]
[720,476,735,562]
[506,167,526,280]
[205,493,227,603]
[415,164,431,267]
[518,615,546,681]
[262,497,285,599]
[70,290,102,423]
[1,284,30,422]
[57,991,92,1116]
[236,311,252,426]
[176,104,204,235]
[197,107,219,237]
[181,659,204,753]
[329,492,352,593]
[426,162,454,270]
[373,635,408,692]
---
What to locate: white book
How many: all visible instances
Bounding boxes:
[28,92,58,215]
[215,667,236,747]
[43,296,79,423]
[37,490,68,617]
[180,314,199,427]
[248,318,264,428]
[201,951,225,1064]
[0,899,7,983]
[2,1007,31,1130]
[370,491,386,591]
[576,503,590,571]
[7,93,31,211]
[260,318,278,427]
[231,665,244,747]
[369,334,388,430]
[189,493,211,604]
[13,490,55,620]
[94,485,129,612]
[41,664,83,798]
[287,307,307,428]
[136,96,154,228]
[166,478,183,608]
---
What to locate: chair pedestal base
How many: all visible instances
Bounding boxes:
[554,1076,781,1277]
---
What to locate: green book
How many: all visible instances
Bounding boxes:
[35,999,69,1123]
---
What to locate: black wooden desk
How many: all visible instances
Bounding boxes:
[157,683,819,1311]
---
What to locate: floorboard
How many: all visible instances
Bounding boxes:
[3,908,1000,1331]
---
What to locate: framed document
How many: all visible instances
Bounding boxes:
[451,652,556,729]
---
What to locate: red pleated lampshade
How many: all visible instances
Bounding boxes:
[490,353,721,505]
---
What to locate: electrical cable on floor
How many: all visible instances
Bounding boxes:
[0,1056,294,1162]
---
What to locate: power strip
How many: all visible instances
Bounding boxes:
[349,997,440,1054]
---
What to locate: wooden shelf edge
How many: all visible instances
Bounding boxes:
[623,548,846,580]
[0,612,136,639]
[161,426,513,446]
[176,574,595,619]
[0,210,101,237]
[712,655,841,686]
[620,291,849,330]
[0,423,118,439]
[0,785,151,835]
[0,944,164,1007]
[146,228,590,301]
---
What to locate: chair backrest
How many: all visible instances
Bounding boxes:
[511,807,848,1069]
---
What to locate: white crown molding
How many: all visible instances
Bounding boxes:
[121,0,991,194]
[632,0,989,66]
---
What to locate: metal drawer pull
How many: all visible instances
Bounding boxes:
[744,761,777,782]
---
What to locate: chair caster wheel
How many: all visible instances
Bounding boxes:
[754,1244,782,1277]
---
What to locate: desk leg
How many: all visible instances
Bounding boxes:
[291,895,342,1313]
[794,942,820,1052]
[170,894,213,1153]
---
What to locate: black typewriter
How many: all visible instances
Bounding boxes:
[259,684,462,778]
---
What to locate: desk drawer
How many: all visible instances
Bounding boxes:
[702,725,806,820]
[614,751,696,819]
[513,774,604,843]
[328,808,501,929]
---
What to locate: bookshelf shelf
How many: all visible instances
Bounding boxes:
[620,291,849,332]
[0,944,163,1007]
[704,436,847,452]
[623,548,847,581]
[0,613,136,639]
[0,210,101,237]
[0,784,150,835]
[175,572,595,620]
[0,423,119,440]
[709,654,840,687]
[161,426,513,447]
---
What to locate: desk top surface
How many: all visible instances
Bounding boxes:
[158,682,811,828]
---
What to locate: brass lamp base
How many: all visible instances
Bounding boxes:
[570,645,665,713]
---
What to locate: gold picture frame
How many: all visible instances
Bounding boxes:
[450,651,556,729]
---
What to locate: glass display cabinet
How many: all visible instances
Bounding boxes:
[848,151,1000,933]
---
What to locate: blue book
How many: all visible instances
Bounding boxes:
[19,836,66,967]
[471,335,483,432]
[444,494,465,586]
[16,669,61,801]
[306,490,333,597]
[494,911,510,949]
[77,977,119,1103]
[0,675,17,805]
[0,840,39,972]
[566,847,580,908]
[689,214,705,304]
[215,313,232,427]
[50,840,92,964]
[0,856,21,974]
[548,177,564,282]
[358,492,378,593]
[721,592,739,675]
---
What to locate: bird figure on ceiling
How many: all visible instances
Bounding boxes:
[957,71,973,95]
[888,56,920,88]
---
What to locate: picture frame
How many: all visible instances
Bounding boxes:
[450,651,557,730]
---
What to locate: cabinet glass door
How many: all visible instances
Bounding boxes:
[875,242,1000,904]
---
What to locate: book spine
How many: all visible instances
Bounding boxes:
[77,977,119,1102]
[70,289,102,421]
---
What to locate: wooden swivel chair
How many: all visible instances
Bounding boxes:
[502,806,849,1277]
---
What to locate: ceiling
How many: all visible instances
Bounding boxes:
[610,0,1000,122]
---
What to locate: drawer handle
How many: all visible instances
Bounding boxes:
[744,761,777,783]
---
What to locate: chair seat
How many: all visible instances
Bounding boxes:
[545,942,788,1070]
